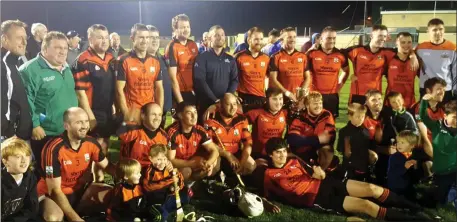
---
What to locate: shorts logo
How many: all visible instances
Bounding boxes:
[279,117,285,123]
[46,166,53,175]
[150,67,155,73]
[63,160,72,165]
[130,67,138,71]
[234,129,239,136]
[43,76,55,82]
[260,61,266,67]
[84,153,90,162]
[298,58,303,63]
[139,140,147,146]
[333,58,339,63]
[95,65,100,71]
[243,62,250,66]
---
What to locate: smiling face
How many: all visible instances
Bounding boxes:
[64,109,90,140]
[43,38,69,67]
[270,148,288,167]
[2,150,31,175]
[370,29,388,48]
[1,25,27,56]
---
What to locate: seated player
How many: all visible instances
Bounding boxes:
[387,130,423,201]
[1,138,38,221]
[245,88,288,163]
[288,91,336,171]
[337,103,378,181]
[167,101,220,183]
[37,107,115,221]
[205,93,256,178]
[262,138,431,221]
[107,159,152,221]
[117,103,168,167]
[142,144,190,222]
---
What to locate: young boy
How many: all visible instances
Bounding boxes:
[337,103,378,181]
[387,130,422,201]
[142,144,190,222]
[384,91,418,146]
[1,137,38,221]
[107,159,151,221]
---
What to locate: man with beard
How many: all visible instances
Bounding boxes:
[305,26,349,118]
[72,24,117,182]
[269,27,309,104]
[193,25,238,123]
[205,93,256,179]
[116,23,164,124]
[37,107,115,221]
[26,23,47,60]
[416,18,457,104]
[343,25,419,105]
[117,103,169,168]
[236,27,270,112]
[165,14,199,104]
[1,20,32,141]
[147,25,172,128]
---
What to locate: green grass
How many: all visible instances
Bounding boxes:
[105,61,457,221]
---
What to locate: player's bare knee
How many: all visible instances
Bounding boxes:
[43,209,64,221]
[367,183,381,196]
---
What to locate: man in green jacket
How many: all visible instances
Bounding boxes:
[420,93,457,204]
[19,31,78,170]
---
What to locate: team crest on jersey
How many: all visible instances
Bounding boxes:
[234,129,239,136]
[46,166,53,175]
[95,65,100,71]
[298,58,303,63]
[150,67,155,73]
[260,61,266,67]
[279,117,285,123]
[333,58,339,63]
[377,55,383,60]
[84,153,90,162]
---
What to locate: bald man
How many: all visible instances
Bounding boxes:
[198,31,210,54]
[37,107,115,221]
[204,93,256,180]
[116,102,169,167]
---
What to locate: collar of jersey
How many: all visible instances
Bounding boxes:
[279,48,298,56]
[317,45,339,54]
[37,53,69,72]
[129,50,152,61]
[142,125,159,139]
[62,131,86,151]
[393,107,406,115]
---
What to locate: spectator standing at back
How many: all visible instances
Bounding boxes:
[26,23,47,60]
[108,32,127,59]
[261,28,281,56]
[66,30,81,66]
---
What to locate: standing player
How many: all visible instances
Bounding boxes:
[269,27,309,104]
[116,23,164,123]
[72,24,116,182]
[306,26,348,118]
[165,14,199,104]
[236,27,270,112]
[416,18,457,104]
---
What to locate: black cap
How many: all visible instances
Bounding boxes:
[66,30,79,39]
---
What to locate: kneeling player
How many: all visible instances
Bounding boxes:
[167,102,220,183]
[262,138,431,221]
[205,93,256,179]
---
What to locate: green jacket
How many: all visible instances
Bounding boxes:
[419,99,457,175]
[19,55,78,136]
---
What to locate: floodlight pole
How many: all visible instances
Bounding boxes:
[433,1,437,18]
[363,1,367,44]
[139,0,143,23]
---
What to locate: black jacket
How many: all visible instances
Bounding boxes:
[107,46,127,59]
[381,107,418,145]
[1,169,38,222]
[1,48,32,140]
[25,39,41,60]
[337,121,373,172]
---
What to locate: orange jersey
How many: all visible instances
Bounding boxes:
[165,38,199,92]
[204,112,253,154]
[344,46,394,96]
[106,183,144,221]
[245,108,288,155]
[363,111,383,140]
[117,123,168,167]
[37,134,105,196]
[235,50,270,97]
[167,122,212,160]
[410,101,445,141]
[263,158,321,207]
[384,55,418,108]
[117,51,162,109]
[72,47,116,111]
[288,109,336,154]
[269,49,308,92]
[306,47,348,94]
[141,165,184,193]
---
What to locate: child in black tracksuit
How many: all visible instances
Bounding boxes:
[1,138,38,221]
[337,103,377,181]
[383,91,418,143]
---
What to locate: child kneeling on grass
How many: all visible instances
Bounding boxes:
[142,144,190,222]
[1,137,38,221]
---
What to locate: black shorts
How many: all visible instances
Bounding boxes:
[89,111,121,138]
[349,94,366,105]
[314,176,348,214]
[65,186,88,207]
[322,94,339,118]
[220,151,242,177]
[238,92,265,113]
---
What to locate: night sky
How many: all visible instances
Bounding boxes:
[1,1,370,38]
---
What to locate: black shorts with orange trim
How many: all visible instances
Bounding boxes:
[349,94,366,105]
[238,92,265,113]
[322,94,339,118]
[313,176,348,214]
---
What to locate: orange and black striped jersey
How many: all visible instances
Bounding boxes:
[106,183,145,221]
[117,51,162,109]
[235,50,270,97]
[72,47,116,112]
[164,38,199,92]
[410,101,445,142]
[204,112,252,154]
[384,55,419,108]
[306,47,348,94]
[343,46,395,96]
[141,165,184,194]
[363,111,383,140]
[166,122,212,160]
[269,49,308,92]
[117,122,168,168]
[37,133,105,196]
[288,109,336,154]
[245,108,288,155]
